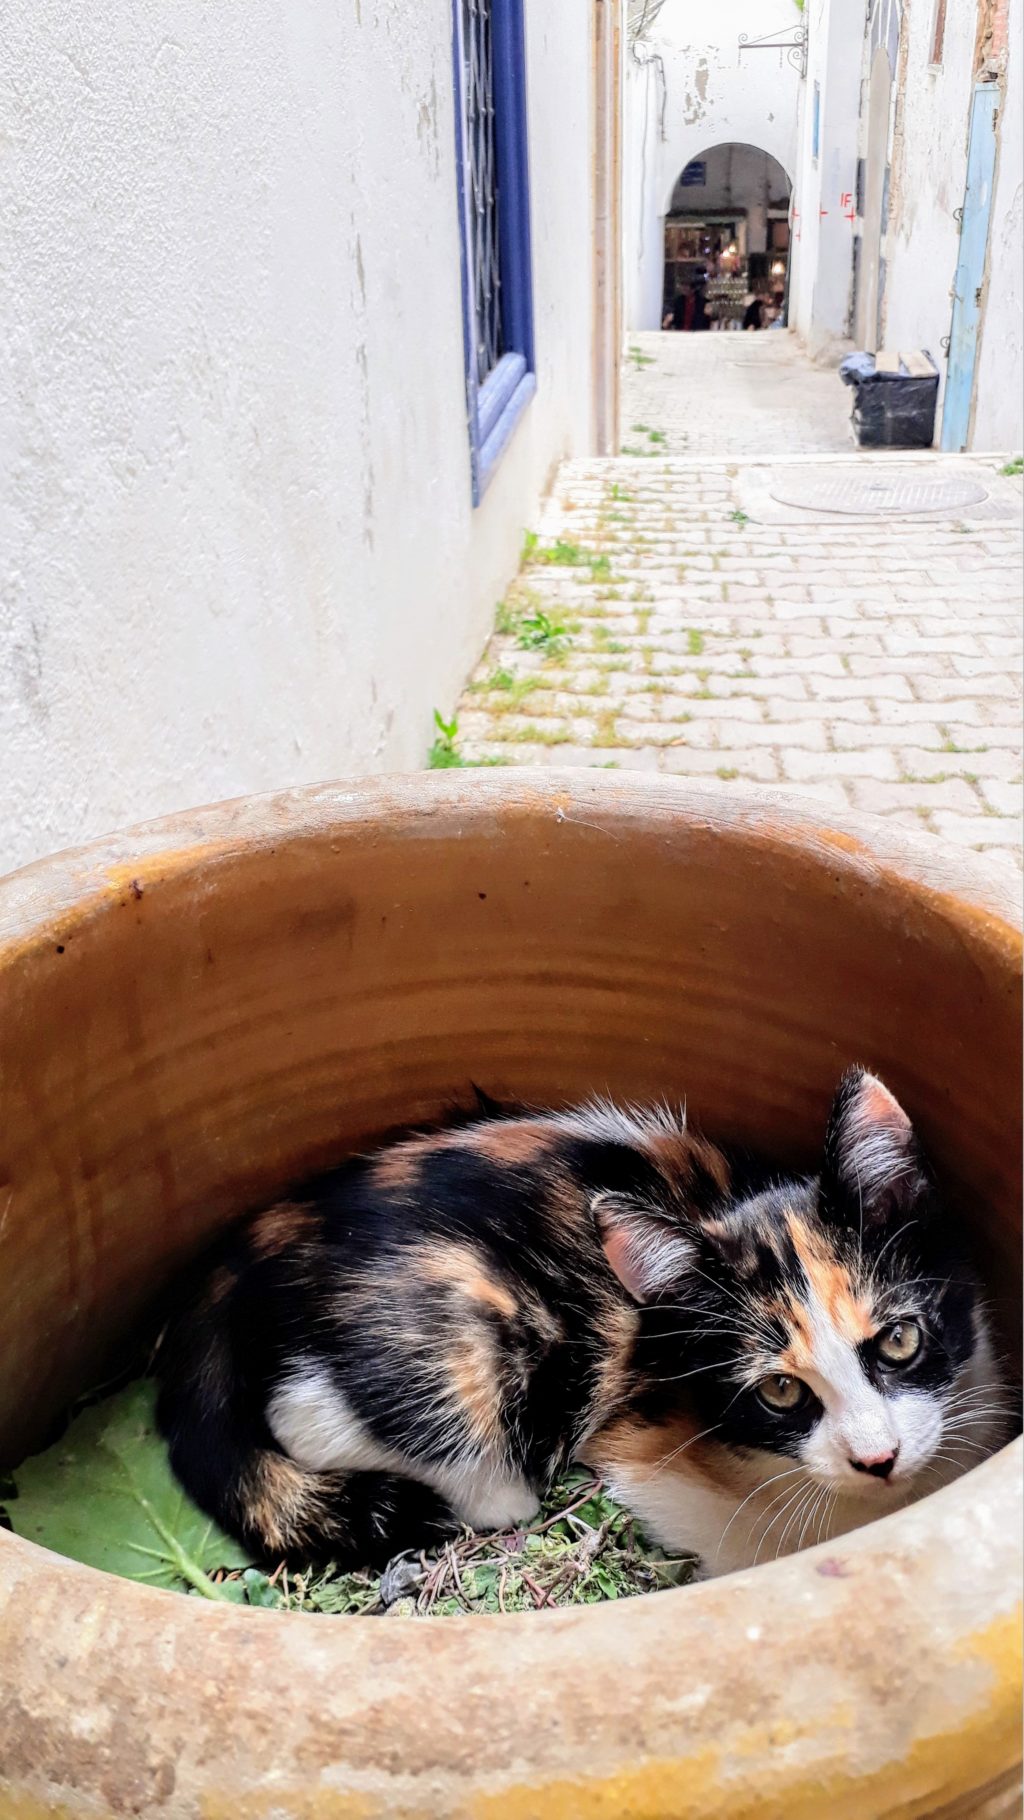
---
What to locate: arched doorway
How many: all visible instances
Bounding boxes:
[662,144,792,330]
[854,48,892,351]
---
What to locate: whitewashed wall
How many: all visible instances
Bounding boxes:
[0,1,596,877]
[973,0,1023,450]
[625,0,802,329]
[881,0,976,417]
[788,0,862,361]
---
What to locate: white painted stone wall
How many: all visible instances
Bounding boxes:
[0,1,595,877]
[973,0,1023,450]
[624,0,803,329]
[881,0,977,417]
[788,0,863,362]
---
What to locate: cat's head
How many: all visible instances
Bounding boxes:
[596,1069,1001,1499]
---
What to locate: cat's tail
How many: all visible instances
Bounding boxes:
[155,1285,454,1566]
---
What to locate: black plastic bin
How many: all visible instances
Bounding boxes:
[839,351,939,449]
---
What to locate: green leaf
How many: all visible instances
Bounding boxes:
[8,1380,252,1600]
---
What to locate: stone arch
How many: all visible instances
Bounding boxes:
[661,142,792,221]
[661,143,793,325]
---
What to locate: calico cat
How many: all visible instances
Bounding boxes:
[156,1069,1009,1579]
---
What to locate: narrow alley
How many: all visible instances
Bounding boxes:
[456,336,1023,878]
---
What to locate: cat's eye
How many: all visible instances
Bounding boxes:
[877,1319,922,1366]
[757,1374,807,1412]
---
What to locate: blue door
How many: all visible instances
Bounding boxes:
[941,84,999,451]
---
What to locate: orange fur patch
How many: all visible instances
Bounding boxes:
[448,1332,502,1447]
[415,1241,519,1320]
[589,1412,743,1496]
[247,1202,315,1261]
[590,1300,639,1422]
[646,1130,732,1199]
[786,1213,874,1346]
[244,1452,333,1555]
[467,1120,555,1166]
[371,1144,427,1191]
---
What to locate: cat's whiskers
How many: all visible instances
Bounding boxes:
[715,1464,807,1559]
[776,1480,822,1560]
[753,1477,815,1565]
[655,1358,739,1386]
[865,1217,917,1286]
[630,1421,725,1483]
[816,1487,839,1549]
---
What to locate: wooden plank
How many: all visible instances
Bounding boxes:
[902,350,935,377]
[875,349,902,374]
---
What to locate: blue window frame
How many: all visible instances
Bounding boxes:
[453,0,536,504]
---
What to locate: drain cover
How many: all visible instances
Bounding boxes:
[768,468,989,516]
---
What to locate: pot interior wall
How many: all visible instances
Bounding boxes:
[1,781,1020,1463]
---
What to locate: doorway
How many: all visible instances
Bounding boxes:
[941,83,999,451]
[662,144,791,331]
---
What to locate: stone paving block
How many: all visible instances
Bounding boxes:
[782,747,903,782]
[931,812,1021,848]
[896,745,1021,778]
[807,674,916,700]
[849,779,983,816]
[978,778,1023,817]
[826,723,931,751]
[781,781,858,811]
[913,673,1020,701]
[689,718,830,750]
[657,748,781,781]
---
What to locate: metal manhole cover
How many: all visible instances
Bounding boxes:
[768,468,989,515]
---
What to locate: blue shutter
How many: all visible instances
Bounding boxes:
[453,0,536,503]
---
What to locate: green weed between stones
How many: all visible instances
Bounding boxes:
[522,533,613,581]
[427,710,508,770]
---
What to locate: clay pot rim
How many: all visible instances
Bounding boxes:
[3,766,1020,937]
[1,768,1019,1647]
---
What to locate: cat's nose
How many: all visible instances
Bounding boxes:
[849,1447,899,1480]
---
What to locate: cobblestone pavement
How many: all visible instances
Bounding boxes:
[456,354,1023,873]
[622,330,854,456]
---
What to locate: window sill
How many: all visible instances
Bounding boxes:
[475,353,536,502]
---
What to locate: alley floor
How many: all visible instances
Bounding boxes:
[623,330,854,456]
[456,336,1023,876]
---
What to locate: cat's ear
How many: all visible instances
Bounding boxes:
[820,1069,928,1228]
[592,1193,695,1302]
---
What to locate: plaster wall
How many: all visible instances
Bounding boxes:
[973,0,1024,449]
[0,0,596,876]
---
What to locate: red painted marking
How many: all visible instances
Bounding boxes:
[819,208,829,218]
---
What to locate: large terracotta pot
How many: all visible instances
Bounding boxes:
[0,773,1019,1819]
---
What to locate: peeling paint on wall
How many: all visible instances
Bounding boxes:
[683,57,710,125]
